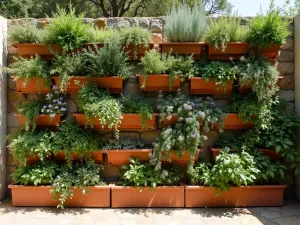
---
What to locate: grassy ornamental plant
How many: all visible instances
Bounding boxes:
[165,1,207,42]
[206,16,249,51]
[10,24,44,43]
[43,5,92,51]
[4,55,50,89]
[78,83,122,138]
[248,0,291,48]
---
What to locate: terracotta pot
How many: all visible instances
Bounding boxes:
[106,149,152,165]
[73,113,157,130]
[159,42,205,59]
[12,43,62,60]
[210,148,281,162]
[254,43,282,60]
[161,114,178,127]
[208,42,250,60]
[185,185,286,207]
[52,76,123,93]
[9,185,110,207]
[190,78,233,94]
[240,76,284,93]
[215,113,253,130]
[111,186,184,208]
[14,77,51,93]
[26,154,42,165]
[54,150,103,163]
[136,74,181,92]
[16,114,63,127]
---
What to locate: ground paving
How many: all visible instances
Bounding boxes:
[0,199,299,225]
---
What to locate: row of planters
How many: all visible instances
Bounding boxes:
[10,1,289,61]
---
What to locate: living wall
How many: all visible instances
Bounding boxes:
[5,1,299,208]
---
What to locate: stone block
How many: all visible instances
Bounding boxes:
[281,38,294,51]
[139,18,150,28]
[82,18,94,24]
[215,100,230,109]
[10,18,37,26]
[8,113,20,127]
[278,51,294,62]
[277,62,294,75]
[119,132,140,141]
[151,33,162,46]
[123,82,142,98]
[66,99,78,114]
[8,78,16,90]
[141,131,160,146]
[8,103,17,113]
[37,18,52,28]
[279,75,294,89]
[101,165,121,178]
[107,18,130,29]
[279,90,295,102]
[7,152,16,166]
[94,18,107,29]
[8,91,25,102]
[128,18,139,26]
[150,19,162,33]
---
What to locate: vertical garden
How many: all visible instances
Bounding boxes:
[5,1,300,208]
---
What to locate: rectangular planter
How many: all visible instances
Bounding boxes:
[14,77,51,93]
[210,148,281,162]
[52,76,123,93]
[73,113,157,130]
[9,185,110,207]
[159,42,205,59]
[12,43,62,60]
[216,113,253,130]
[208,42,250,60]
[111,186,184,208]
[137,74,181,92]
[54,150,103,163]
[190,78,233,94]
[185,185,286,207]
[254,43,282,60]
[16,114,63,127]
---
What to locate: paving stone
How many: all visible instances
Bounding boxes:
[178,218,207,225]
[272,216,300,225]
[280,208,300,217]
[239,215,265,225]
[260,211,282,219]
[121,218,138,225]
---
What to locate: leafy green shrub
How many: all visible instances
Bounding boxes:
[119,158,182,188]
[10,24,44,43]
[86,28,114,43]
[81,36,132,78]
[101,139,144,152]
[53,120,101,166]
[205,16,249,51]
[165,1,207,42]
[12,162,58,186]
[8,130,56,166]
[43,5,92,51]
[140,50,194,89]
[120,94,153,129]
[17,101,42,132]
[50,160,105,209]
[194,61,237,88]
[248,0,291,48]
[4,55,50,90]
[78,83,122,138]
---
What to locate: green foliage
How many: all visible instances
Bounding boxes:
[214,134,242,150]
[165,1,207,42]
[120,94,154,129]
[248,0,291,48]
[140,50,194,89]
[44,5,92,51]
[10,24,44,43]
[4,55,50,90]
[17,101,42,132]
[194,61,236,88]
[86,28,114,43]
[12,162,58,186]
[120,158,182,188]
[238,54,279,102]
[78,83,122,138]
[101,139,144,152]
[81,36,132,78]
[50,160,104,209]
[189,160,212,185]
[151,91,223,173]
[206,16,249,51]
[8,130,57,166]
[53,120,101,166]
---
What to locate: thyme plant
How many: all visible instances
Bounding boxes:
[10,24,44,43]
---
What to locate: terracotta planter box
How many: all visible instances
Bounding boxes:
[73,113,157,130]
[13,77,51,93]
[210,148,281,162]
[161,114,178,127]
[185,185,286,207]
[9,185,110,207]
[12,43,62,60]
[216,113,253,130]
[190,78,233,94]
[168,149,201,164]
[136,74,181,92]
[111,186,184,208]
[54,150,103,163]
[159,42,205,59]
[208,42,250,60]
[254,43,282,60]
[16,114,63,127]
[240,76,284,93]
[52,76,123,93]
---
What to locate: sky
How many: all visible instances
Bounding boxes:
[230,0,294,16]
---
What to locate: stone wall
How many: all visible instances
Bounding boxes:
[5,18,296,196]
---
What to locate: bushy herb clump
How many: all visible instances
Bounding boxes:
[10,24,44,43]
[206,16,249,51]
[87,28,114,43]
[101,139,144,152]
[165,1,207,42]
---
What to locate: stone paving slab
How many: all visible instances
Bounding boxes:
[0,199,299,225]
